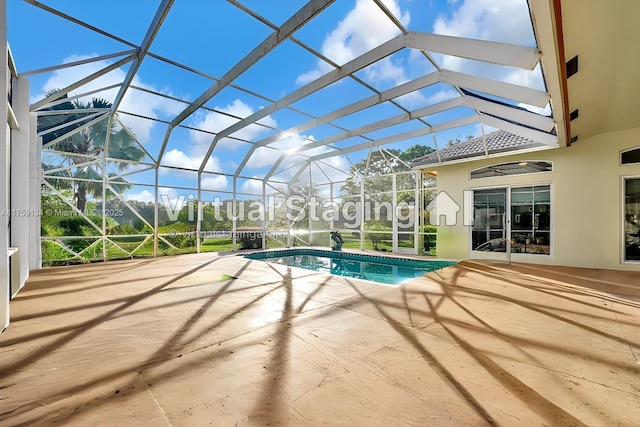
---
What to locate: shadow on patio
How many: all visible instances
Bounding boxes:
[1,254,639,426]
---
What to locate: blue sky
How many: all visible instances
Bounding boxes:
[8,0,545,202]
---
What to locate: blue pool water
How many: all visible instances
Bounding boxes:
[244,249,456,285]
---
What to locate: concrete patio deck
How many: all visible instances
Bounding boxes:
[1,253,639,426]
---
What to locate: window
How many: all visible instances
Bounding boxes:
[621,147,640,165]
[470,161,552,179]
[624,177,640,261]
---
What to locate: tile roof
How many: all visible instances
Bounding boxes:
[410,130,545,167]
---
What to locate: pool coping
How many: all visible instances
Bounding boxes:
[242,247,456,267]
[240,247,458,286]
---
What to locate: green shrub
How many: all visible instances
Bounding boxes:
[110,223,138,235]
[364,223,392,250]
[236,226,263,249]
[423,225,437,252]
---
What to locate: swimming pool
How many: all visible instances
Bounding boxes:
[243,249,456,285]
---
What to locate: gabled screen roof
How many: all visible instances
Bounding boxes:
[9,0,561,193]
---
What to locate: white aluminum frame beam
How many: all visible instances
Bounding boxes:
[405,31,541,70]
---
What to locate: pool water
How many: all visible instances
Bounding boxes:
[244,249,455,285]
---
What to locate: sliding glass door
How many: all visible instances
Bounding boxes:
[624,178,640,262]
[471,185,551,259]
[472,188,507,255]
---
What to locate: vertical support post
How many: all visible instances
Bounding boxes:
[308,166,312,246]
[417,171,424,255]
[286,182,293,247]
[29,118,41,269]
[359,176,365,250]
[10,75,31,295]
[101,116,111,262]
[392,173,397,253]
[413,171,419,255]
[153,166,159,258]
[1,1,10,330]
[232,177,237,251]
[329,182,334,235]
[262,179,267,249]
[196,171,201,253]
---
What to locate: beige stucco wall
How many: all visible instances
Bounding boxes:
[426,126,640,270]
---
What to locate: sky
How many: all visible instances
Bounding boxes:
[7,0,546,203]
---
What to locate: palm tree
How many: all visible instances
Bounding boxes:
[38,90,146,212]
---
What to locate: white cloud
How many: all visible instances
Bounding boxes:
[427,88,460,104]
[295,69,322,87]
[162,149,220,171]
[433,0,534,45]
[124,187,186,210]
[33,54,184,144]
[201,175,228,191]
[161,98,277,177]
[296,0,409,86]
[240,177,263,195]
[125,189,155,203]
[189,99,277,150]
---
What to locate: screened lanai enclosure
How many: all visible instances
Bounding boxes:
[8,0,563,266]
